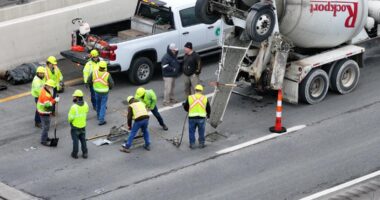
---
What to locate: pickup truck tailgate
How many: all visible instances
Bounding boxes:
[60,50,89,66]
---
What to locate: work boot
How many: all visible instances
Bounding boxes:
[199,143,206,149]
[189,144,196,149]
[82,152,88,159]
[71,153,78,159]
[170,99,178,104]
[162,102,171,107]
[120,147,130,153]
[41,141,50,147]
[98,121,107,126]
[144,145,150,151]
[162,124,168,131]
[35,123,41,128]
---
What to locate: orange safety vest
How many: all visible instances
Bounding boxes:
[37,88,55,115]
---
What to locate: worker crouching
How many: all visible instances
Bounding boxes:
[68,90,89,159]
[120,96,150,153]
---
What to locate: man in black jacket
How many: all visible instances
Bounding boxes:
[183,42,201,97]
[161,43,181,106]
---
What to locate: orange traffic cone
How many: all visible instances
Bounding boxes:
[269,89,287,133]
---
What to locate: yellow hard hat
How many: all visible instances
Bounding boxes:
[47,56,57,65]
[45,79,56,87]
[72,89,84,97]
[90,49,99,57]
[36,66,45,74]
[127,96,134,103]
[195,84,203,91]
[99,61,107,69]
[135,87,146,98]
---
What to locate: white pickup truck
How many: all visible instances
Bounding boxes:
[61,0,223,84]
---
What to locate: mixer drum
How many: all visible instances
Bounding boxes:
[277,0,368,48]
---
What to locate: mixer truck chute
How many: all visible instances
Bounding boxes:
[196,0,380,128]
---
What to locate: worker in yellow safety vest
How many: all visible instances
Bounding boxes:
[37,79,60,146]
[120,96,150,153]
[45,56,63,115]
[83,49,100,110]
[68,89,89,159]
[87,61,114,125]
[31,66,46,128]
[182,84,211,149]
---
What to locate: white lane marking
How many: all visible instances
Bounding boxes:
[300,170,380,200]
[153,93,214,114]
[216,125,307,155]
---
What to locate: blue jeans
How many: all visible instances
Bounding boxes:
[89,86,96,110]
[71,126,87,155]
[151,106,165,126]
[40,115,51,143]
[124,119,150,148]
[95,92,108,123]
[189,118,206,145]
[34,98,41,124]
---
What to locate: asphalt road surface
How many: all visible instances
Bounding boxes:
[1,50,380,200]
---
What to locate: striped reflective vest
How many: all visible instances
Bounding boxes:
[92,70,110,93]
[188,93,207,117]
[45,66,63,90]
[31,76,45,98]
[68,102,89,128]
[83,60,99,84]
[130,102,148,120]
[37,88,55,115]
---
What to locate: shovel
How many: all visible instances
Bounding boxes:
[172,114,188,147]
[50,102,59,147]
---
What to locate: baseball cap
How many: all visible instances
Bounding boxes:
[169,43,178,51]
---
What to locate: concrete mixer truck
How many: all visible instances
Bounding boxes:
[194,0,380,128]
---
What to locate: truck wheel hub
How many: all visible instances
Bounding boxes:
[256,15,271,36]
[138,64,150,80]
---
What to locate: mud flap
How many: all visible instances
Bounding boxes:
[209,34,252,128]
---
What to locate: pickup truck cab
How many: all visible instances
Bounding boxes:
[61,0,222,84]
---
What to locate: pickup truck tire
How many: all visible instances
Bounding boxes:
[330,59,360,95]
[246,6,275,43]
[299,69,329,104]
[195,0,220,25]
[128,57,154,85]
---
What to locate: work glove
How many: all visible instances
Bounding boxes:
[55,97,60,102]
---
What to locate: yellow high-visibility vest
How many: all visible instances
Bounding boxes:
[188,93,207,117]
[92,70,109,93]
[130,102,148,119]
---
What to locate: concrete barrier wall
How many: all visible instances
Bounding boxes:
[0,0,92,22]
[0,0,138,72]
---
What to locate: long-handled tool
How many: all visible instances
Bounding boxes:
[172,114,188,147]
[50,102,59,147]
[209,81,237,88]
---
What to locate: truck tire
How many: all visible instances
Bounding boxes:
[299,69,329,104]
[330,59,360,94]
[195,0,220,25]
[128,57,154,85]
[246,6,275,43]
